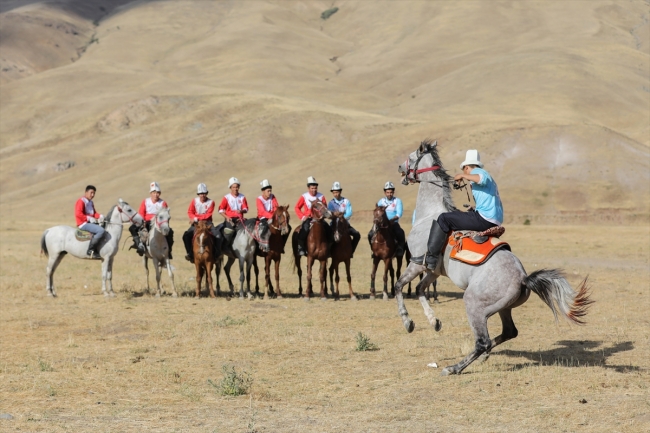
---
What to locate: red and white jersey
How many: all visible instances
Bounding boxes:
[138,197,168,222]
[188,197,215,221]
[75,197,100,227]
[257,194,278,220]
[294,192,326,220]
[219,193,248,219]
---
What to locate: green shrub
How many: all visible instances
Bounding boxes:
[321,7,339,20]
[355,332,379,351]
[208,365,253,396]
[523,218,531,226]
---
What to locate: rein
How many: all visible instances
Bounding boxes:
[105,206,140,226]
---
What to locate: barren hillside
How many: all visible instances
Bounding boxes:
[1,0,648,226]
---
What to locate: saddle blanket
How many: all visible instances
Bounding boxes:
[448,229,510,265]
[75,229,93,242]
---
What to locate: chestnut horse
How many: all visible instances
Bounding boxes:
[329,212,357,300]
[292,201,331,299]
[369,205,405,300]
[192,220,216,298]
[257,205,291,299]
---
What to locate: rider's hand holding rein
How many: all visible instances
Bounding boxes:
[454,165,481,184]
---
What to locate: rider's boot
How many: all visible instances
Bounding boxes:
[424,220,448,271]
[281,232,290,254]
[166,232,174,260]
[87,237,101,259]
[297,239,307,257]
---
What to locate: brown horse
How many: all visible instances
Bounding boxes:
[369,205,405,300]
[329,212,357,300]
[193,220,216,298]
[256,205,291,299]
[292,201,331,299]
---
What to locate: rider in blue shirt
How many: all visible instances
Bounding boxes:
[368,181,406,257]
[328,182,361,258]
[421,149,504,270]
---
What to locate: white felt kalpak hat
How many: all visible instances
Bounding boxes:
[307,176,318,186]
[384,181,395,190]
[460,149,484,169]
[197,183,208,194]
[260,179,272,190]
[330,181,342,191]
[228,177,240,188]
[149,181,161,192]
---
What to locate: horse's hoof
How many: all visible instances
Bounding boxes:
[264,295,269,301]
[155,293,161,298]
[351,296,358,301]
[47,292,54,297]
[434,319,442,332]
[172,293,178,298]
[369,295,376,301]
[477,352,490,364]
[383,293,389,301]
[320,297,327,301]
[277,295,283,299]
[109,292,116,298]
[103,292,110,298]
[303,297,311,302]
[405,319,415,333]
[440,367,455,376]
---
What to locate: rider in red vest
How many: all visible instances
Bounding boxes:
[75,185,104,259]
[183,183,220,262]
[294,176,327,256]
[216,177,248,251]
[257,179,291,252]
[129,182,174,258]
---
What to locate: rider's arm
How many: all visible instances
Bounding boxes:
[456,171,481,184]
[395,198,403,220]
[75,198,87,226]
[187,200,198,221]
[320,195,327,206]
[344,199,353,220]
[294,196,307,220]
[240,197,248,214]
[138,200,147,220]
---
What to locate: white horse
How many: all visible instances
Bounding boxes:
[394,140,592,375]
[141,207,177,297]
[40,199,144,297]
[220,219,259,299]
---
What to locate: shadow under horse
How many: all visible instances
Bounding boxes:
[369,205,405,300]
[292,201,331,299]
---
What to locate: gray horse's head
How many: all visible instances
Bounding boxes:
[153,207,171,236]
[116,199,145,227]
[398,139,439,185]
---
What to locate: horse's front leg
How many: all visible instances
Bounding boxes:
[370,257,380,300]
[195,264,204,298]
[394,263,424,333]
[383,259,393,301]
[106,257,116,297]
[305,256,314,299]
[328,261,335,298]
[319,259,328,300]
[394,255,403,297]
[224,257,236,295]
[166,259,178,297]
[245,259,254,300]
[206,262,215,298]
[274,258,283,298]
[416,272,441,331]
[264,256,271,300]
[143,256,150,294]
[101,258,110,297]
[345,259,356,300]
[155,259,163,298]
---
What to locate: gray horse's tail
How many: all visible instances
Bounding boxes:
[523,269,593,325]
[40,230,49,257]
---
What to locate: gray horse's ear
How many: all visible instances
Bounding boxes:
[118,198,125,205]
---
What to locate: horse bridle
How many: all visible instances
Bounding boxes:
[402,145,446,188]
[105,205,141,226]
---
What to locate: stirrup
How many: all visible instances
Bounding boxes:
[87,250,101,260]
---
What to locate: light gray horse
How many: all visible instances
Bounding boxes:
[221,219,259,299]
[394,139,592,375]
[40,199,144,297]
[141,207,177,297]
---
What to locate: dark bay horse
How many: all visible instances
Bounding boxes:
[292,201,331,299]
[192,221,217,298]
[256,205,291,299]
[329,212,357,300]
[369,205,405,300]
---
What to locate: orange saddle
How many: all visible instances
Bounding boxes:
[448,228,510,265]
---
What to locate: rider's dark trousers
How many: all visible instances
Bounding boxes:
[436,209,496,233]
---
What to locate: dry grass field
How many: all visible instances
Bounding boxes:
[1,223,648,432]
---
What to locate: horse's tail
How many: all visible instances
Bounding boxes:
[523,269,593,325]
[40,230,49,258]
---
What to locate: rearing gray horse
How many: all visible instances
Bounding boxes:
[394,139,593,375]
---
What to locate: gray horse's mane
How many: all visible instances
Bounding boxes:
[421,138,457,212]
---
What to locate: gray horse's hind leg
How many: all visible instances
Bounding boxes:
[46,253,66,297]
[477,308,519,363]
[224,257,236,296]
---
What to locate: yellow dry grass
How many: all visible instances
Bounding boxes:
[1,223,648,432]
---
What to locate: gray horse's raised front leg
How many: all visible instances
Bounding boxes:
[394,263,424,333]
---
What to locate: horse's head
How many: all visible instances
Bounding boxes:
[311,201,331,220]
[116,199,145,227]
[154,207,171,236]
[398,139,439,185]
[373,205,389,227]
[273,205,291,236]
[330,212,349,243]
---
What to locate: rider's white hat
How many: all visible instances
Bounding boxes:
[460,149,484,169]
[149,181,161,192]
[260,179,272,190]
[197,183,208,194]
[384,181,395,190]
[331,181,342,191]
[228,177,240,188]
[307,176,318,186]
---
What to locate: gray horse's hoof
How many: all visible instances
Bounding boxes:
[369,295,376,301]
[383,293,389,301]
[477,352,490,364]
[434,319,442,332]
[350,295,358,301]
[109,292,116,298]
[320,297,327,301]
[405,319,415,333]
[440,368,453,376]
